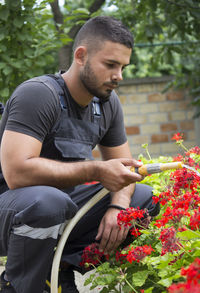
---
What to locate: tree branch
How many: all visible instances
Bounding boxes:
[166,0,200,10]
[89,0,106,13]
[49,0,63,29]
[50,0,106,69]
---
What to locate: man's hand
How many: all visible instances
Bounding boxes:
[97,158,143,192]
[95,207,129,254]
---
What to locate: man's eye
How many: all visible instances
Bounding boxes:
[106,64,114,68]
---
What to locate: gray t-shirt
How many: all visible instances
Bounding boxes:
[0,75,127,149]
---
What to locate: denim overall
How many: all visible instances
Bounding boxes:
[0,75,158,293]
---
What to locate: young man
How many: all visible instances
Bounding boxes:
[0,16,159,293]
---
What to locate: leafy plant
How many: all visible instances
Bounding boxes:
[81,133,200,292]
[0,0,60,102]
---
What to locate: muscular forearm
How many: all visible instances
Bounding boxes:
[7,157,99,190]
[110,183,135,209]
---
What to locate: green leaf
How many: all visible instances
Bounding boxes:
[0,33,5,41]
[158,277,173,287]
[13,18,24,28]
[132,270,149,287]
[0,62,5,69]
[144,288,153,293]
[0,8,9,21]
[2,66,12,75]
[177,230,200,240]
[72,8,90,15]
[0,87,9,98]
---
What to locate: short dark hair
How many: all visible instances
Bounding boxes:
[73,16,134,53]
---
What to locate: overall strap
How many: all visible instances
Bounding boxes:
[40,75,67,110]
[24,75,67,110]
[92,96,101,124]
[0,102,4,115]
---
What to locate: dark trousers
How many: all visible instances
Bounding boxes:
[0,183,159,293]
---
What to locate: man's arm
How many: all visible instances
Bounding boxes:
[0,130,142,190]
[98,141,135,208]
[96,141,139,253]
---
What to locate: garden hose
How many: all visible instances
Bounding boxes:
[131,162,183,176]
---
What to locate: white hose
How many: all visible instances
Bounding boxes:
[50,187,109,293]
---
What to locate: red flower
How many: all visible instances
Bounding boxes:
[189,207,200,231]
[115,250,128,264]
[171,132,183,142]
[159,227,181,255]
[173,154,184,162]
[80,243,108,268]
[130,227,141,237]
[186,146,200,155]
[126,245,154,263]
[168,258,200,292]
[168,282,200,293]
[117,207,146,228]
[181,258,200,284]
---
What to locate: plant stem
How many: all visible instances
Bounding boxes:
[124,278,138,293]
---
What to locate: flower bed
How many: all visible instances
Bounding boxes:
[81,134,200,293]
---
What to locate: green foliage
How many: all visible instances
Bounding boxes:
[0,0,61,102]
[83,140,200,292]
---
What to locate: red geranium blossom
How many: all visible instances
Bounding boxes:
[159,227,181,255]
[168,258,200,292]
[189,207,200,231]
[126,245,154,263]
[80,243,108,267]
[171,132,183,142]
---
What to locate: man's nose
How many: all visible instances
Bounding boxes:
[112,69,123,81]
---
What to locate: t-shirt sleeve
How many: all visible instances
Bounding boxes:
[5,80,60,142]
[99,91,127,147]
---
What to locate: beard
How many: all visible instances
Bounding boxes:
[80,60,115,102]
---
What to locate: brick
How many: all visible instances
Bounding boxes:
[126,126,140,135]
[161,123,178,132]
[127,115,148,125]
[187,110,195,120]
[128,94,147,104]
[128,135,149,145]
[119,95,128,105]
[177,101,192,110]
[123,105,139,115]
[118,85,137,94]
[148,144,161,155]
[166,91,184,101]
[180,121,194,130]
[140,103,158,114]
[159,102,177,112]
[130,145,145,158]
[149,113,168,123]
[148,93,166,102]
[169,111,186,121]
[141,124,160,134]
[151,134,169,144]
[161,143,179,155]
[137,84,155,93]
[156,82,168,92]
[187,130,195,140]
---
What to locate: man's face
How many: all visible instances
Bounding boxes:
[79,41,132,102]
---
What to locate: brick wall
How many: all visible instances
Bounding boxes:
[93,76,198,159]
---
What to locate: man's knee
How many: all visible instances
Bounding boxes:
[13,186,78,227]
[130,184,160,217]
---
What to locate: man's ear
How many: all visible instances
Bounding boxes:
[74,46,87,65]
